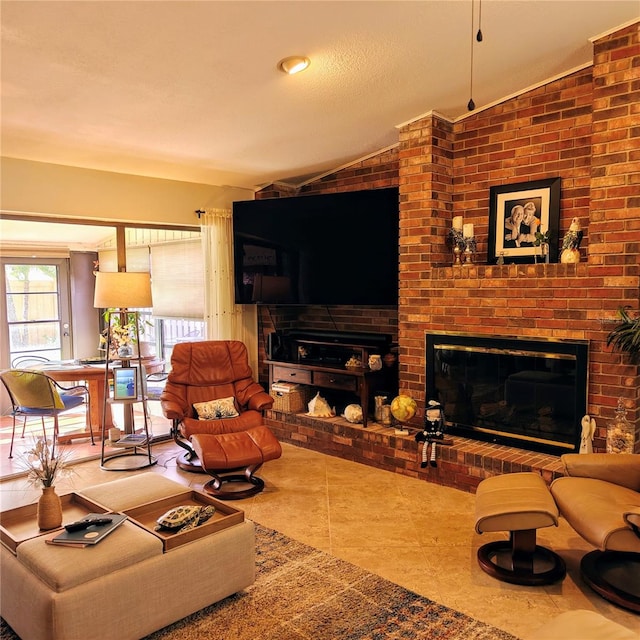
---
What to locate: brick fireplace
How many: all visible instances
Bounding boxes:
[260,22,639,492]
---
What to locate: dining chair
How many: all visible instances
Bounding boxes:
[8,357,53,439]
[10,355,51,368]
[0,369,94,458]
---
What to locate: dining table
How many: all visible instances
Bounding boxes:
[29,358,165,443]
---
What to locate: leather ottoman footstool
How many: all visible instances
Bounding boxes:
[475,471,566,585]
[191,425,282,500]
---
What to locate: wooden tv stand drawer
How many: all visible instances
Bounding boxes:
[313,371,357,392]
[271,365,312,385]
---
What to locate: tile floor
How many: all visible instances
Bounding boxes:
[0,428,638,638]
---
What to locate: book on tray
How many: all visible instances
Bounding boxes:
[48,513,128,547]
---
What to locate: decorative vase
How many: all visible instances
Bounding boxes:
[383,353,397,368]
[37,486,62,531]
[374,395,388,422]
[118,344,134,358]
[606,397,634,455]
[138,341,156,358]
[560,247,580,264]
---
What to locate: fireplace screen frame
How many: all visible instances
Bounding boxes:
[425,332,589,456]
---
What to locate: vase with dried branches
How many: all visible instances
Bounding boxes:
[19,438,73,530]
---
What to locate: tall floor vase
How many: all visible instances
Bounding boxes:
[37,486,62,531]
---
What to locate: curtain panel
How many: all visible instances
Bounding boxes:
[200,209,257,374]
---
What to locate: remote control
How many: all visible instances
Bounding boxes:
[64,517,113,532]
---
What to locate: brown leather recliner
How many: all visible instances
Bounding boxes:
[160,340,274,472]
[550,453,640,613]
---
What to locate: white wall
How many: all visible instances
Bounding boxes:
[1,157,253,225]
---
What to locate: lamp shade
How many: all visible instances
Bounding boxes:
[93,272,153,309]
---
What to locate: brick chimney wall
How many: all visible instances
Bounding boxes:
[261,22,640,482]
[399,22,639,452]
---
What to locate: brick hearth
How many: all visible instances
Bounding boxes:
[266,409,564,492]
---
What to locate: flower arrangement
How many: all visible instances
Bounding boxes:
[18,437,73,488]
[463,236,477,253]
[533,230,551,264]
[447,228,466,251]
[100,321,135,354]
[99,308,152,357]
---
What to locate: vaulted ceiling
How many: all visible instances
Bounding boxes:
[2,1,638,192]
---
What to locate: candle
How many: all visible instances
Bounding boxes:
[463,223,474,238]
[452,216,463,231]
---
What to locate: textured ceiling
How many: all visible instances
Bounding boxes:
[1,1,639,191]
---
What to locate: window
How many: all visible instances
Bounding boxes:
[2,259,71,364]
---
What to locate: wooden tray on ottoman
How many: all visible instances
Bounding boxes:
[123,490,244,551]
[0,492,107,553]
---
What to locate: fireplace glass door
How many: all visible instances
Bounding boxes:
[426,333,588,455]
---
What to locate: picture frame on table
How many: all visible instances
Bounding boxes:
[487,177,561,264]
[113,367,137,400]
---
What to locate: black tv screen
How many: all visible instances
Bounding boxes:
[233,187,399,305]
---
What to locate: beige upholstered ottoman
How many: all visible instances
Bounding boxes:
[1,473,256,640]
[475,471,565,585]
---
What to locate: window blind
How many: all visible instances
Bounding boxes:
[97,247,150,273]
[150,239,204,319]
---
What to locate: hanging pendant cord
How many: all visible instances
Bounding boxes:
[468,0,476,111]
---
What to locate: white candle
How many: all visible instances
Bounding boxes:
[452,216,463,231]
[463,223,474,238]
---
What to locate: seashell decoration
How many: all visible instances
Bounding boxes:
[343,404,363,423]
[307,392,336,418]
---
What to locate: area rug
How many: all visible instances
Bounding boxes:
[1,524,518,640]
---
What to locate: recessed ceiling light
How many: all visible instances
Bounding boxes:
[277,56,310,75]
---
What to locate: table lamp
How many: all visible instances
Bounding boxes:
[93,271,153,357]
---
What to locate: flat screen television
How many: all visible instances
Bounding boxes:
[232,187,399,305]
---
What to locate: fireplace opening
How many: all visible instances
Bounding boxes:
[425,332,589,456]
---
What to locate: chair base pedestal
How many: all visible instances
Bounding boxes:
[477,530,566,586]
[176,451,206,473]
[202,473,265,500]
[581,550,640,613]
[100,451,157,471]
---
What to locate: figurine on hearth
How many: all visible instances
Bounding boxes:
[415,400,446,468]
[579,414,596,454]
[560,217,584,264]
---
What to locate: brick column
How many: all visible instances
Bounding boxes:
[398,113,454,401]
[589,22,640,448]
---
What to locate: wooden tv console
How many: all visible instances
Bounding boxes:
[266,330,396,428]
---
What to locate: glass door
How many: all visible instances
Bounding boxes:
[1,258,72,367]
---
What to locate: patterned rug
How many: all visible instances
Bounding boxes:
[1,524,518,640]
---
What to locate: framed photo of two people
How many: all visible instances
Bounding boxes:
[487,177,561,264]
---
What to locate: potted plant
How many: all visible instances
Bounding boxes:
[606,306,640,364]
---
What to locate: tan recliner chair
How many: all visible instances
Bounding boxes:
[550,453,640,613]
